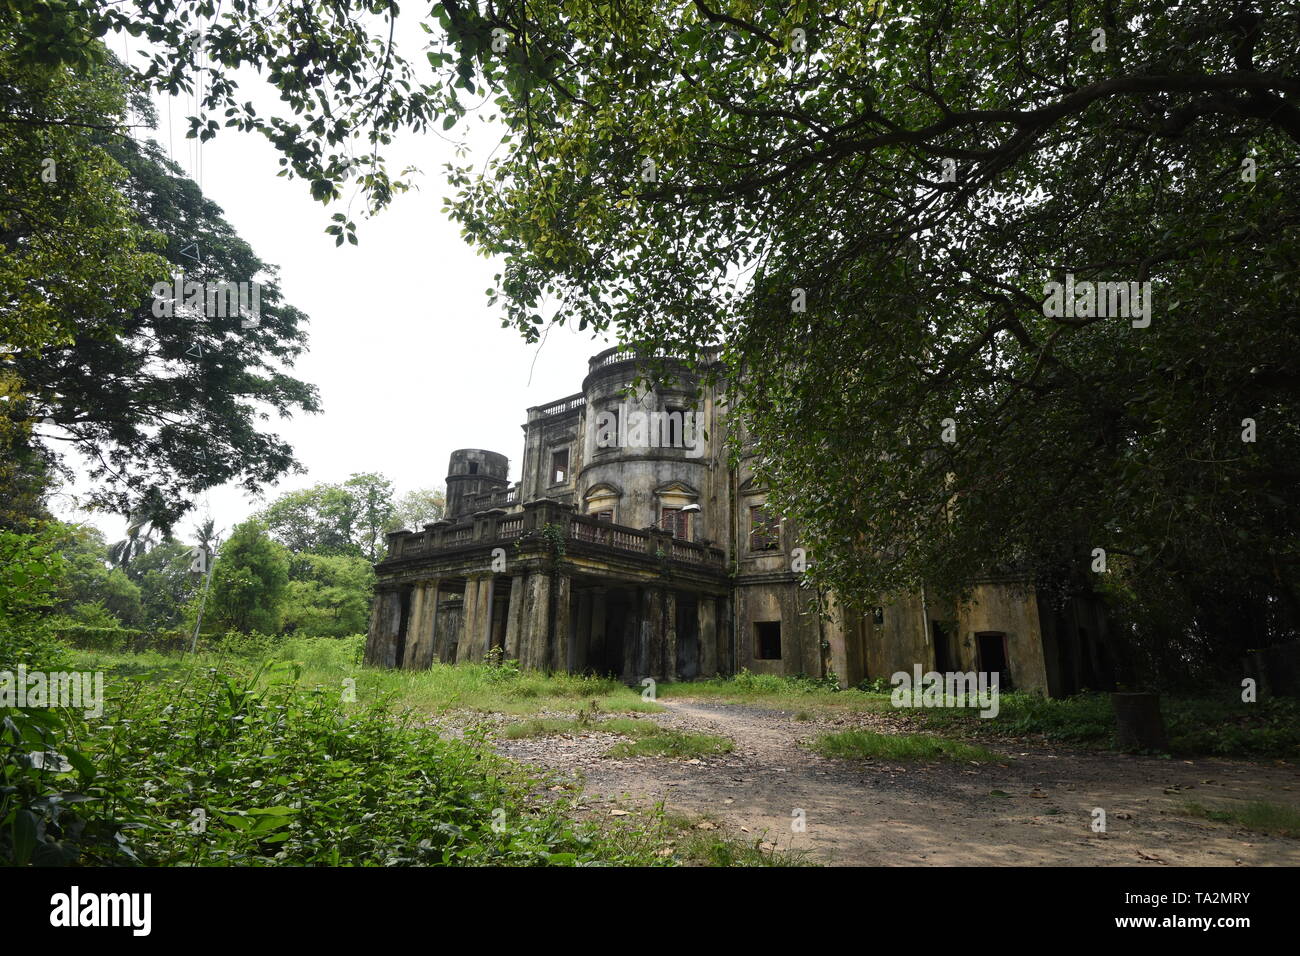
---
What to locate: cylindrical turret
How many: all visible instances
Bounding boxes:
[445,449,509,518]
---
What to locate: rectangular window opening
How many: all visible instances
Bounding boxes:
[551,449,569,484]
[749,505,780,551]
[660,507,690,540]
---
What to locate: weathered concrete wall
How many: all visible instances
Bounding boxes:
[734,579,822,677]
[862,593,931,681]
[826,596,866,687]
[957,584,1049,695]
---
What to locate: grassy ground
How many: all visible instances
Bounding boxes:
[660,670,1300,758]
[501,715,733,758]
[810,729,1002,763]
[70,636,663,717]
[504,717,738,764]
[68,645,1299,757]
[1180,801,1300,838]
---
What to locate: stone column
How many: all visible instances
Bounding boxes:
[640,588,665,681]
[521,571,552,671]
[365,590,404,668]
[460,577,482,663]
[698,597,718,678]
[402,584,426,669]
[411,578,441,669]
[481,574,497,660]
[551,573,572,673]
[504,574,526,660]
[364,591,386,666]
[663,590,677,682]
[622,589,640,683]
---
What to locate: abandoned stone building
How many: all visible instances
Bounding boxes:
[365,346,1115,696]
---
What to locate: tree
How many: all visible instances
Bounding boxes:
[52,522,143,626]
[0,524,69,667]
[208,519,289,635]
[345,473,395,562]
[6,0,439,239]
[125,538,200,630]
[390,487,447,533]
[426,2,1300,672]
[282,553,376,637]
[107,515,159,569]
[258,483,360,557]
[259,473,396,561]
[0,28,164,357]
[3,35,321,532]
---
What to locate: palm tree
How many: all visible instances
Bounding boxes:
[193,516,223,560]
[108,516,159,569]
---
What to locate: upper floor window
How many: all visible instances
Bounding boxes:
[749,505,781,551]
[593,509,614,523]
[550,448,569,484]
[660,507,692,540]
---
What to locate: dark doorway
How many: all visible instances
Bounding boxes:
[932,621,955,673]
[592,589,629,676]
[976,632,1012,690]
[754,621,782,660]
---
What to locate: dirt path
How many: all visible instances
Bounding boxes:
[490,698,1300,866]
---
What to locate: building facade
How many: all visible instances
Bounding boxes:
[365,347,1114,695]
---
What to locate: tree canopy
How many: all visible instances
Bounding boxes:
[2,27,321,532]
[436,1,1300,661]
[9,2,1300,664]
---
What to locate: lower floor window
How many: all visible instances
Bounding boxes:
[754,621,782,660]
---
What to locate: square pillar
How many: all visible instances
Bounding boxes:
[551,573,572,673]
[366,590,404,668]
[663,590,677,682]
[460,577,482,662]
[639,588,665,681]
[521,571,552,670]
[402,584,426,668]
[411,578,441,669]
[505,574,526,660]
[622,588,640,683]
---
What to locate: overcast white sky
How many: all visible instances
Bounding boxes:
[59,24,615,544]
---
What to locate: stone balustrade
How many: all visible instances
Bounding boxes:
[382,498,725,570]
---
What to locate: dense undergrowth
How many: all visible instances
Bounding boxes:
[2,637,682,867]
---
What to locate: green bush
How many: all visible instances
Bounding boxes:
[0,525,70,670]
[274,634,366,670]
[212,629,282,660]
[52,624,188,654]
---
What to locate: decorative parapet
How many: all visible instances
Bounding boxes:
[526,392,586,422]
[380,497,725,571]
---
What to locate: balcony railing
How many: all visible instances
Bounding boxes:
[461,485,519,514]
[528,392,586,421]
[384,500,725,571]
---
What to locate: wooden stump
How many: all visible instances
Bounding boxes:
[1112,691,1169,751]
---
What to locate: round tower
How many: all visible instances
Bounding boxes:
[445,449,510,519]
